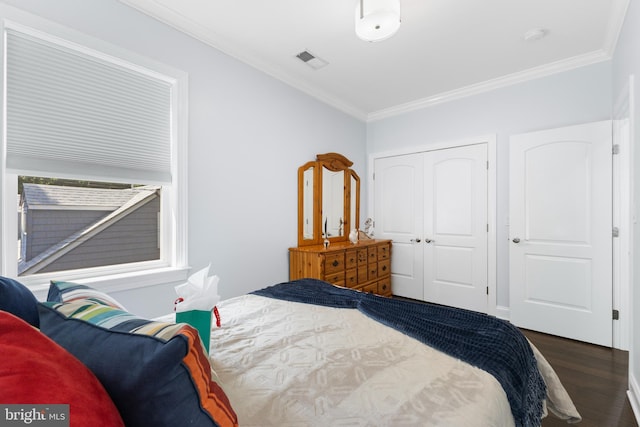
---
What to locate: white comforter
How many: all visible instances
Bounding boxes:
[209,294,580,427]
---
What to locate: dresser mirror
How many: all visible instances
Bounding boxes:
[297,153,360,247]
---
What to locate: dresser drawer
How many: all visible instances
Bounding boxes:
[359,282,378,294]
[324,252,345,274]
[357,248,368,264]
[324,271,345,285]
[377,243,391,260]
[345,269,358,287]
[368,263,378,280]
[368,247,378,262]
[377,277,391,297]
[378,259,391,277]
[357,265,368,282]
[345,250,358,269]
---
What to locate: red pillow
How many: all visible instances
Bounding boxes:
[0,311,124,427]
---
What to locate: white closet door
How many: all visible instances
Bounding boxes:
[509,121,612,347]
[423,144,488,312]
[374,154,424,300]
[374,144,489,313]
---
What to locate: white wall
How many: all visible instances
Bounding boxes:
[0,0,366,317]
[612,0,640,420]
[365,62,613,310]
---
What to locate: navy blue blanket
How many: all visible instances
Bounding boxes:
[252,278,546,427]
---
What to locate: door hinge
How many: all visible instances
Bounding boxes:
[613,144,620,155]
[486,161,489,170]
[613,309,620,320]
[613,227,620,238]
[486,286,489,295]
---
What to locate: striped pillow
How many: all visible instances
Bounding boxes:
[38,300,237,427]
[47,280,126,310]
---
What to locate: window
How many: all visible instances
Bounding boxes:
[1,16,188,289]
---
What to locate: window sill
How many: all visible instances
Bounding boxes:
[25,266,190,300]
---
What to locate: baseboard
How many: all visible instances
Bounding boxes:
[495,305,510,321]
[629,373,640,424]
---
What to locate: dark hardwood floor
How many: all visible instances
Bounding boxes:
[523,329,638,427]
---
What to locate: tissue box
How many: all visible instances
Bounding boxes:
[176,310,212,353]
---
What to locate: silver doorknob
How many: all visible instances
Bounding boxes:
[411,238,421,243]
[425,239,434,243]
[512,237,521,243]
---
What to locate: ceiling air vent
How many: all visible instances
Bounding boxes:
[295,50,328,70]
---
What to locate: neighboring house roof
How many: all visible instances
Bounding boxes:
[18,185,160,275]
[21,183,148,210]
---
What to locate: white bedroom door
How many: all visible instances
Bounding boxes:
[373,154,424,300]
[423,144,488,312]
[509,121,612,347]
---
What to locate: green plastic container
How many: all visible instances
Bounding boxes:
[176,309,212,354]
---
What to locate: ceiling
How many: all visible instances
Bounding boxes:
[119,0,630,121]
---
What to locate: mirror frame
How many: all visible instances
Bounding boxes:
[297,153,360,247]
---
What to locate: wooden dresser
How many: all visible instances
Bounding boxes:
[289,239,392,297]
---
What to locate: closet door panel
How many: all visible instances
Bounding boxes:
[423,144,488,312]
[373,154,424,300]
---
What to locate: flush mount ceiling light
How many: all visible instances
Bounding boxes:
[355,0,401,42]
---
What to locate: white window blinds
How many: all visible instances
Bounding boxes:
[5,28,173,183]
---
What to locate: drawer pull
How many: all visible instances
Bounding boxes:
[332,260,339,267]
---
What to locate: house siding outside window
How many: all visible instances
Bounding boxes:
[19,183,161,276]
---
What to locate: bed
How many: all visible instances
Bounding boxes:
[0,276,581,427]
[212,279,581,427]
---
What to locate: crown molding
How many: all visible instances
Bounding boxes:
[120,0,625,124]
[366,49,612,122]
[118,0,368,121]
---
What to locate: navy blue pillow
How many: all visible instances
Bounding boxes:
[37,301,237,427]
[0,276,39,327]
